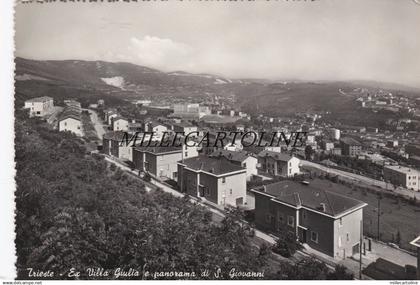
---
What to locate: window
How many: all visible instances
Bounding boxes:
[346,233,350,242]
[302,210,306,220]
[64,122,67,126]
[206,187,210,196]
[184,151,188,157]
[278,212,285,224]
[243,163,247,168]
[266,214,274,223]
[339,218,343,227]
[229,189,232,195]
[338,236,342,247]
[287,216,295,227]
[173,172,177,179]
[311,231,319,243]
[222,177,226,184]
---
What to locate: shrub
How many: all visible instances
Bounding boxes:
[272,232,300,258]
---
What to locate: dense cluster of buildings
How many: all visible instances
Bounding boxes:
[23,91,420,264]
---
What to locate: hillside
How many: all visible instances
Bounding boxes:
[14,58,420,123]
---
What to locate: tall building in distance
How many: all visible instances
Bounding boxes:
[172,103,211,119]
[383,165,419,191]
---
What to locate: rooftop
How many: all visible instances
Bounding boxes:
[384,165,419,174]
[25,96,53,103]
[341,137,362,146]
[410,236,420,248]
[257,150,294,162]
[179,156,245,176]
[253,180,367,217]
[134,145,182,154]
[210,149,254,162]
[103,131,126,141]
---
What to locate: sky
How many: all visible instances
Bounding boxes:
[15,0,420,87]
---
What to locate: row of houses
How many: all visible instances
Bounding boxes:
[24,97,84,136]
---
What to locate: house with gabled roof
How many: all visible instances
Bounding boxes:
[251,180,367,259]
[102,131,133,161]
[133,143,198,181]
[258,150,300,177]
[177,156,247,207]
[58,102,82,136]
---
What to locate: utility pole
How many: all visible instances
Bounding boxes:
[359,219,363,280]
[377,196,381,240]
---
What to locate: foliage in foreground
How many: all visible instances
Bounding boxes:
[15,118,265,279]
[15,117,354,280]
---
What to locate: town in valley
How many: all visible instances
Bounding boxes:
[15,57,420,280]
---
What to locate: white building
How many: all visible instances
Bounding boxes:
[329,128,341,140]
[24,96,54,117]
[383,165,419,191]
[112,117,129,131]
[58,113,82,136]
[146,121,168,140]
[258,150,301,177]
[172,103,211,119]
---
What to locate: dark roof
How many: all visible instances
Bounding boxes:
[257,150,293,162]
[134,145,182,154]
[341,137,362,146]
[59,108,81,121]
[254,180,366,217]
[103,131,126,141]
[179,156,245,175]
[113,116,128,122]
[25,96,53,103]
[148,121,167,128]
[210,149,253,162]
[172,122,195,128]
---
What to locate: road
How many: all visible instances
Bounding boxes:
[87,109,106,140]
[301,160,420,200]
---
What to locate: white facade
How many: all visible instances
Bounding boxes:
[242,156,258,181]
[107,113,118,125]
[59,117,83,136]
[112,118,129,131]
[148,124,168,140]
[329,128,341,140]
[217,171,247,206]
[24,97,54,117]
[287,157,301,177]
[383,165,419,191]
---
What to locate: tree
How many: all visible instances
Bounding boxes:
[305,145,313,160]
[327,264,354,280]
[272,232,300,258]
